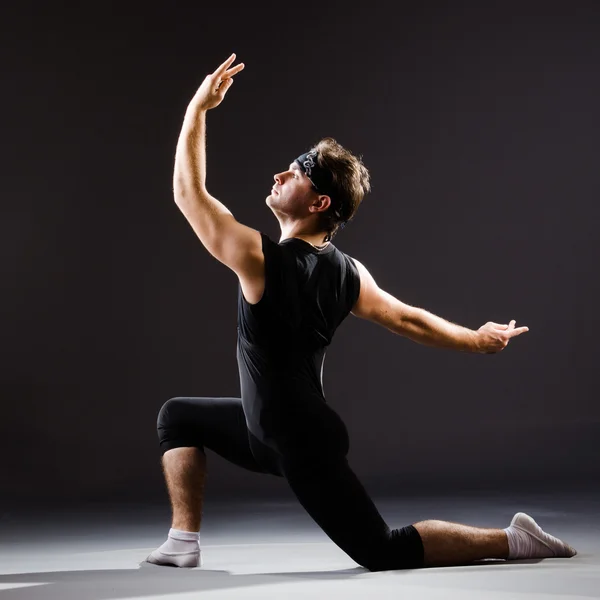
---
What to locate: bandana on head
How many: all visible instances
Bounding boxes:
[294,150,347,228]
[295,150,334,197]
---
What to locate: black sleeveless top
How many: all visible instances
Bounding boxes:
[236,233,361,453]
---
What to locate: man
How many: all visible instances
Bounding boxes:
[146,54,576,570]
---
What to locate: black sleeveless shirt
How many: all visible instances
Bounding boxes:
[236,233,360,454]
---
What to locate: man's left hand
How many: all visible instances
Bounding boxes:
[190,53,245,112]
[476,319,529,354]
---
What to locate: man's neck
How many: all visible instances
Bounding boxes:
[293,234,329,247]
[279,227,327,245]
[280,233,329,247]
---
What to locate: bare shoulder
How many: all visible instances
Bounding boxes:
[229,224,264,305]
[348,257,381,320]
[199,214,262,276]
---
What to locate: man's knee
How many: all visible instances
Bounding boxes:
[353,525,425,572]
[156,397,198,454]
[157,397,186,432]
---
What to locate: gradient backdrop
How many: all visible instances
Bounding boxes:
[2,1,599,507]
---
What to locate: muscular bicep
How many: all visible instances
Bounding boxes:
[350,258,414,332]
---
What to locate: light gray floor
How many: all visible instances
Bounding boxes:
[0,491,597,599]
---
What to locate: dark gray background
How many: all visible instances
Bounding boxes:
[2,1,598,507]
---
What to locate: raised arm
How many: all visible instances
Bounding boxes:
[350,258,529,354]
[173,54,263,279]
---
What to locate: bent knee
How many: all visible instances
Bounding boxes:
[157,396,187,431]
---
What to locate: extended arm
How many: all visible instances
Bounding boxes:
[350,258,529,354]
[385,293,480,352]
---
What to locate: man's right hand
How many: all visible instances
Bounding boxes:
[476,320,529,354]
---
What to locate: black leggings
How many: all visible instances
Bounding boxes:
[157,396,424,572]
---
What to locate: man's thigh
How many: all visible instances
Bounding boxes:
[157,396,279,475]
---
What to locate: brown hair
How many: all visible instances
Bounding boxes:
[313,137,371,242]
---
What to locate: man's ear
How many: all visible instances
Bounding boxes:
[311,195,331,213]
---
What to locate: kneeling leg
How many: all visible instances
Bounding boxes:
[282,455,424,572]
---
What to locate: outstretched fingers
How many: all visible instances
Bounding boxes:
[214,53,245,79]
[503,319,530,338]
[215,53,237,76]
[224,63,245,78]
[491,320,529,336]
[508,325,530,338]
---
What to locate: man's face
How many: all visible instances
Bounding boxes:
[266,162,316,218]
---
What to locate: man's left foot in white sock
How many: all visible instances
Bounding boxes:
[146,528,202,568]
[504,512,577,560]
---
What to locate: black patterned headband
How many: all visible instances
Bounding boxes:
[294,150,334,198]
[294,150,346,228]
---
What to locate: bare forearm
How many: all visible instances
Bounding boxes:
[173,107,231,218]
[399,306,480,353]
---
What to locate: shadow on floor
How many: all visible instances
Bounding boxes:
[0,558,558,600]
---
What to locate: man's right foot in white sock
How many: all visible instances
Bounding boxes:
[504,512,577,560]
[146,528,202,568]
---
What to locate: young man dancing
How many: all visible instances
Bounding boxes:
[146,54,576,570]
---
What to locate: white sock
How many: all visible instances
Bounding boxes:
[146,528,202,568]
[504,513,577,560]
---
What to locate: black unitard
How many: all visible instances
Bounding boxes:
[157,233,424,571]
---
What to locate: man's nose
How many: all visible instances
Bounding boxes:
[274,173,283,184]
